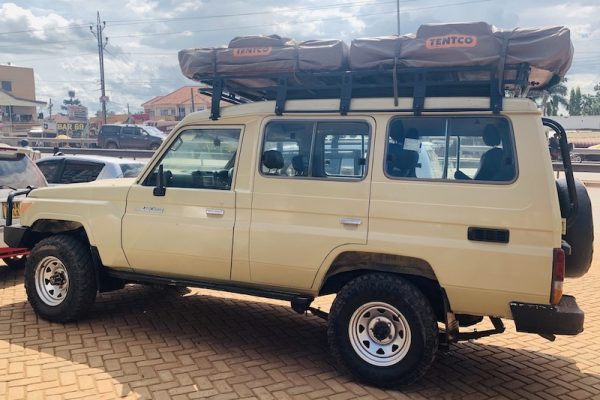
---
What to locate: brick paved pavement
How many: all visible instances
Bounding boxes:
[1,203,599,399]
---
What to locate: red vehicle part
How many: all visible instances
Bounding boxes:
[0,247,30,259]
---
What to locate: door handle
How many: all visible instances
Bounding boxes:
[206,208,225,216]
[340,217,362,226]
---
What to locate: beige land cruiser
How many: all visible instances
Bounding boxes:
[4,24,594,387]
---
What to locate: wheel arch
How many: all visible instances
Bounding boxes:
[24,219,93,248]
[316,251,446,321]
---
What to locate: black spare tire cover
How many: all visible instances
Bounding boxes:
[556,178,594,277]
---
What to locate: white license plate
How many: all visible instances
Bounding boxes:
[1,202,20,219]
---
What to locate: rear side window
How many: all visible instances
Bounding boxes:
[120,163,144,178]
[0,154,47,188]
[261,121,370,179]
[36,159,62,183]
[385,116,516,183]
[100,126,120,135]
[60,161,104,184]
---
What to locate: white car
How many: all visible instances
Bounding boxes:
[36,155,145,184]
[0,145,47,268]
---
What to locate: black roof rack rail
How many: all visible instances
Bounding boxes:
[198,63,532,120]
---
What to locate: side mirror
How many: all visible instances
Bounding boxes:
[153,164,166,196]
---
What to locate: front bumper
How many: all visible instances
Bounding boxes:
[510,295,584,336]
[3,225,29,249]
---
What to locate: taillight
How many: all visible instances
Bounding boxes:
[551,248,565,305]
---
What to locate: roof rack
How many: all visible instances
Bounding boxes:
[199,63,532,120]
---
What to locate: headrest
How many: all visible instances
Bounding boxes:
[389,122,405,143]
[292,154,308,175]
[262,150,284,170]
[483,125,501,147]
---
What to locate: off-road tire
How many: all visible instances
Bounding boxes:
[25,235,97,323]
[556,178,594,277]
[328,273,438,388]
[3,256,26,269]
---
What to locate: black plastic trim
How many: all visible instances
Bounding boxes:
[105,269,314,303]
[510,295,584,336]
[3,225,29,248]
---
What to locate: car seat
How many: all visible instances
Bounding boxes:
[386,128,420,178]
[262,150,284,175]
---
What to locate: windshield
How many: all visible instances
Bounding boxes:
[143,126,167,137]
[0,153,47,188]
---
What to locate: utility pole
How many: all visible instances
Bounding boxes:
[396,0,400,35]
[190,88,195,113]
[48,98,53,119]
[90,12,108,124]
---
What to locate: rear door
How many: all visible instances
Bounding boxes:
[120,126,136,149]
[248,118,373,289]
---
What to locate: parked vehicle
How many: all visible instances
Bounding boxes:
[36,155,145,184]
[4,24,594,388]
[0,145,47,268]
[97,124,166,150]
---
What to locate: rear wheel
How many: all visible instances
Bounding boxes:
[149,143,160,151]
[25,235,97,322]
[328,273,438,388]
[106,141,118,149]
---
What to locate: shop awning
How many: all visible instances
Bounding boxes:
[0,90,46,107]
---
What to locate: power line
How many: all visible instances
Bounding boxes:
[106,0,401,25]
[0,23,92,36]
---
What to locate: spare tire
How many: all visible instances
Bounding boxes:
[556,178,594,277]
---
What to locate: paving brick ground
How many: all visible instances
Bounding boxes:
[1,190,598,399]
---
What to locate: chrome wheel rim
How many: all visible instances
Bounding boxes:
[348,302,411,366]
[34,256,69,306]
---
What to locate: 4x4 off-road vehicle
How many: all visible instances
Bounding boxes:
[4,23,594,387]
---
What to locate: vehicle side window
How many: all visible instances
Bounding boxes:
[60,161,104,184]
[261,121,370,179]
[101,126,119,135]
[122,127,135,136]
[144,128,240,190]
[36,160,62,183]
[385,116,516,183]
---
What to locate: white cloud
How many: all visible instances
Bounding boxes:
[0,0,598,113]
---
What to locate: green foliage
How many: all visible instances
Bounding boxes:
[61,90,82,111]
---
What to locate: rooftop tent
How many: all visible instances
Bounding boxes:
[177,22,573,117]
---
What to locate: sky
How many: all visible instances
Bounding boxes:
[0,0,599,115]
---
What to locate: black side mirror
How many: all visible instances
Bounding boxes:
[153,164,166,196]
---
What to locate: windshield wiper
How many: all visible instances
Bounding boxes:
[0,185,17,190]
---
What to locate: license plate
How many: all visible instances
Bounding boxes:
[1,202,20,219]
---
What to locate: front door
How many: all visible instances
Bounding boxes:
[249,118,374,290]
[122,126,242,280]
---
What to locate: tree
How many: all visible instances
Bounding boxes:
[568,87,583,116]
[61,90,82,111]
[581,94,600,115]
[529,79,568,116]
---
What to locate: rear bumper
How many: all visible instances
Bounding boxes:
[510,295,584,336]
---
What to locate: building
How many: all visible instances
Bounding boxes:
[0,65,46,135]
[142,86,225,121]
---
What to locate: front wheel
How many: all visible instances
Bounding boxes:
[328,273,438,388]
[25,235,98,323]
